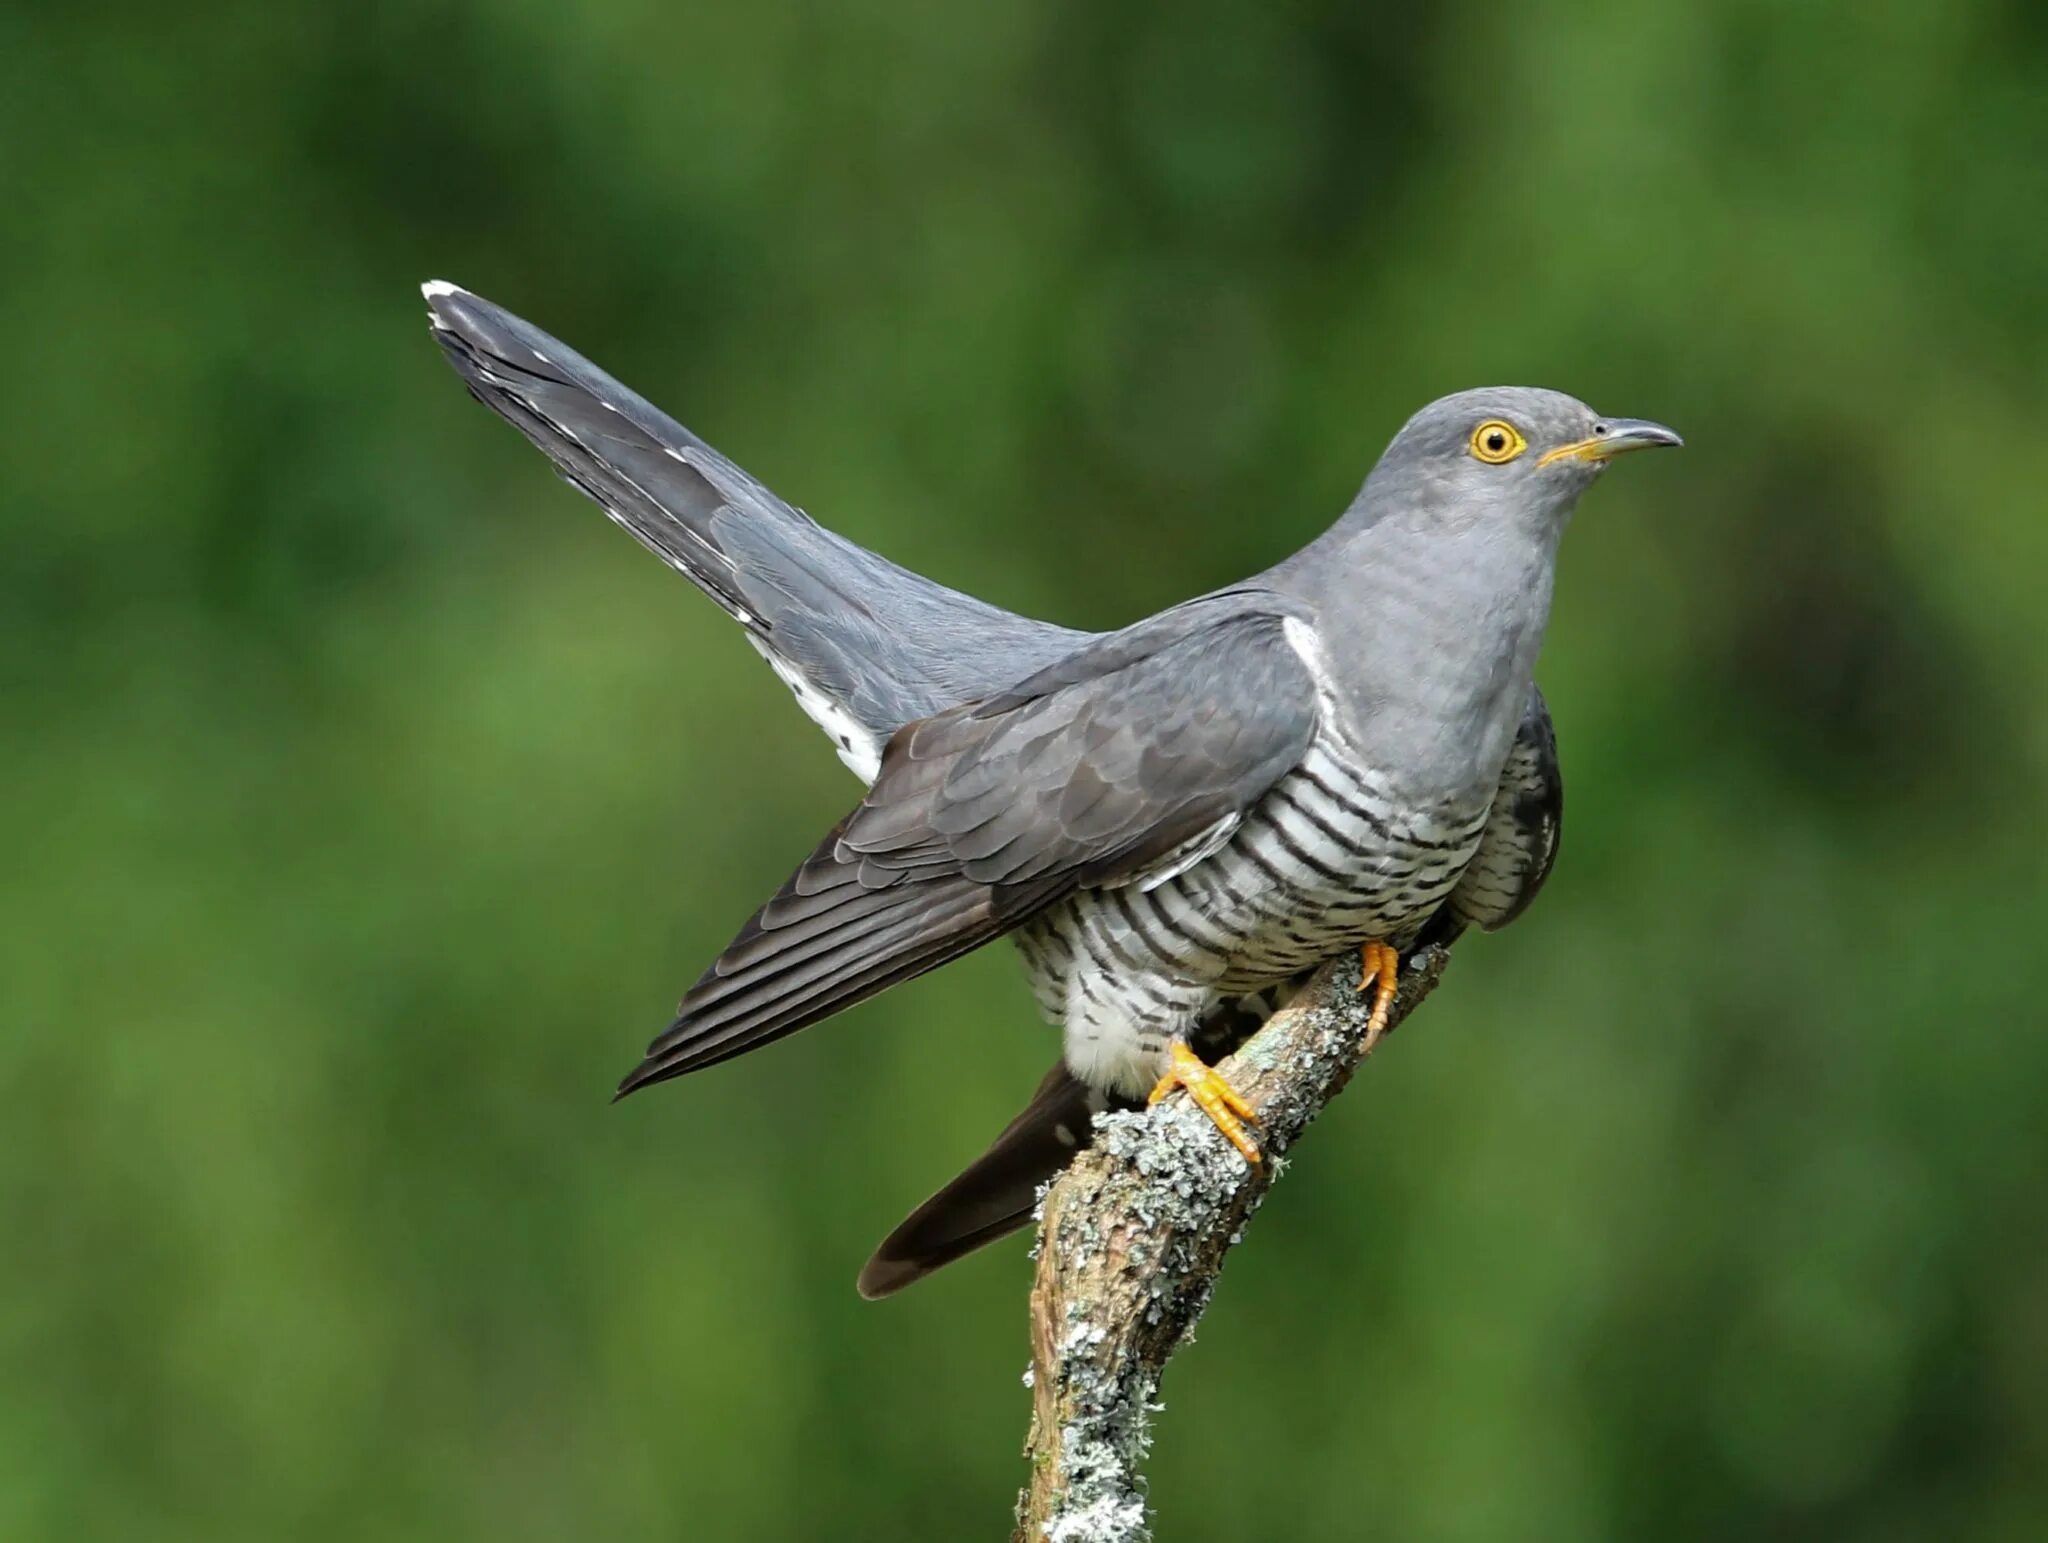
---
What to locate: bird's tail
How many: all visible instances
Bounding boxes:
[422,282,1084,777]
[423,280,785,632]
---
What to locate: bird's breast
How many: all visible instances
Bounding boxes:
[1027,733,1490,1007]
[1307,521,1559,807]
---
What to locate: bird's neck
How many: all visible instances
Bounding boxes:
[1274,512,1563,800]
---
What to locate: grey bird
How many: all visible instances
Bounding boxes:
[421,281,1679,1296]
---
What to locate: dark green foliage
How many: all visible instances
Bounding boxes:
[3,2,2045,1537]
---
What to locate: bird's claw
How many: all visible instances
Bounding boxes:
[1358,939,1399,1051]
[1149,1042,1261,1163]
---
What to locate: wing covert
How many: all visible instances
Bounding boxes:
[618,598,1321,1093]
[1447,685,1563,932]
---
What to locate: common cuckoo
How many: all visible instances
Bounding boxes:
[423,282,1679,1296]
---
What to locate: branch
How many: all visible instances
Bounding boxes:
[1013,943,1454,1542]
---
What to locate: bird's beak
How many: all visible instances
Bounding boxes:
[1537,417,1684,468]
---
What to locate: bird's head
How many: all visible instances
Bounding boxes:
[1364,386,1681,533]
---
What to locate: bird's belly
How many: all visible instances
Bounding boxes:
[1013,740,1491,1095]
[1183,743,1490,991]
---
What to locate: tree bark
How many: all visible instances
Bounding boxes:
[1013,943,1453,1542]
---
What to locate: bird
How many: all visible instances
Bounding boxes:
[421,280,1679,1297]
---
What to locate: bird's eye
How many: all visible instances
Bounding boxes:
[1469,420,1527,464]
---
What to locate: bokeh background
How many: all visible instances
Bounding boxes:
[7,1,2048,1538]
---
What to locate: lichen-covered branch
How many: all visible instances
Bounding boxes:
[1013,944,1452,1543]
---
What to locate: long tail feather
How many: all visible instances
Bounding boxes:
[421,280,1088,761]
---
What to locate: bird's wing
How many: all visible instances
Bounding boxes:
[856,982,1299,1297]
[1448,685,1563,932]
[857,1057,1119,1299]
[617,595,1321,1094]
[423,283,1087,777]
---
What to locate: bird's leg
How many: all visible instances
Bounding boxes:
[1357,939,1398,1051]
[1148,1041,1261,1163]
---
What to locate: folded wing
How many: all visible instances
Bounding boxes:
[1446,685,1563,933]
[617,596,1322,1094]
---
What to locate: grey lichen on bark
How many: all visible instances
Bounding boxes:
[1012,943,1453,1543]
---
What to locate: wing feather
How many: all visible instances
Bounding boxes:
[617,599,1321,1095]
[1447,685,1564,932]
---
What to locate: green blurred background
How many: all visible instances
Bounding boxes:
[6,1,2048,1537]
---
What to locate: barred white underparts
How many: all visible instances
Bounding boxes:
[1015,733,1491,1098]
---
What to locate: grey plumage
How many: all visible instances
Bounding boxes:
[422,281,1082,778]
[858,1057,1113,1300]
[422,281,1678,1295]
[1449,688,1564,933]
[858,985,1293,1299]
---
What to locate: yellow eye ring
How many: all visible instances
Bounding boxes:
[1469,419,1527,464]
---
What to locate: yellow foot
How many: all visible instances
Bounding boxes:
[1148,1042,1261,1163]
[1357,939,1399,1052]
